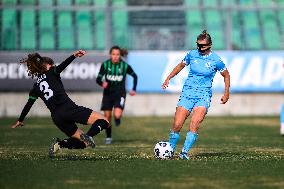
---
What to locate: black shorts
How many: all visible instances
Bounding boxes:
[51,103,93,137]
[101,92,126,111]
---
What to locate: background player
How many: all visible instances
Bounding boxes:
[11,50,110,157]
[162,30,230,160]
[96,46,138,144]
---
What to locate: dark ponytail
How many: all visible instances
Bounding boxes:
[197,30,212,45]
[109,45,128,57]
[120,48,128,57]
[20,53,54,78]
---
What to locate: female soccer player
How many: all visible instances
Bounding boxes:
[96,46,138,144]
[162,30,230,160]
[11,50,110,157]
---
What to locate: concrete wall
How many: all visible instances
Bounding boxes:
[0,92,283,118]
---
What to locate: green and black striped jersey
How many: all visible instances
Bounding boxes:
[96,59,137,94]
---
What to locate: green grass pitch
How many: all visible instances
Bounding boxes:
[0,116,283,189]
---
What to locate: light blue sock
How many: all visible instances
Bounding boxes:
[169,130,180,151]
[181,131,198,153]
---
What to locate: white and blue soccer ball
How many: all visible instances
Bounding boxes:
[154,141,174,159]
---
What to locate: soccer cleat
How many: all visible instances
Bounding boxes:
[105,137,112,145]
[49,138,61,158]
[80,134,96,148]
[179,152,189,160]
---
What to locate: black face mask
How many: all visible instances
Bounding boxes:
[197,43,211,53]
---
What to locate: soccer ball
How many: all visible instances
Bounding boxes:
[154,141,174,159]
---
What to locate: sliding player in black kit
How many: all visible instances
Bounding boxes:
[11,50,110,158]
[96,46,138,144]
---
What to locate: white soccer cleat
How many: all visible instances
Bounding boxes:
[105,137,112,145]
[49,138,61,158]
[179,151,189,160]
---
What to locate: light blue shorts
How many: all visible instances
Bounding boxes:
[177,93,211,112]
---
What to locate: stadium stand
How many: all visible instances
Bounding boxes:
[0,0,283,50]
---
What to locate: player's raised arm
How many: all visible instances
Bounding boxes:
[55,50,86,74]
[162,62,186,89]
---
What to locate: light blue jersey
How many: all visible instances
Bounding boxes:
[182,50,226,97]
[177,50,226,112]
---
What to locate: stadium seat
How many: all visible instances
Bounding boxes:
[184,0,199,7]
[1,9,17,50]
[57,0,74,49]
[186,10,203,49]
[242,11,262,50]
[220,0,237,7]
[278,11,284,42]
[275,0,284,6]
[231,11,242,50]
[202,0,218,7]
[3,0,17,5]
[38,0,54,49]
[76,11,93,49]
[94,0,106,50]
[39,0,53,5]
[256,0,274,6]
[58,11,75,49]
[204,10,224,49]
[259,10,281,49]
[112,0,128,46]
[20,0,35,5]
[20,10,36,49]
[57,0,72,6]
[76,0,90,5]
[39,11,55,50]
[238,0,256,6]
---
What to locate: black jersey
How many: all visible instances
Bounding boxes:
[96,59,138,95]
[18,55,77,122]
[29,66,74,112]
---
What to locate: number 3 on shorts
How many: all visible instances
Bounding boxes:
[39,81,54,100]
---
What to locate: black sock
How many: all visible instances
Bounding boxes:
[114,118,121,126]
[106,126,112,138]
[59,138,86,149]
[86,119,109,137]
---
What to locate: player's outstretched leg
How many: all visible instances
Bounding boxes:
[59,137,86,149]
[169,130,180,151]
[85,111,110,146]
[179,132,198,160]
[179,107,206,160]
[49,137,87,158]
[50,112,109,153]
[169,106,189,152]
[62,118,109,149]
[90,119,111,144]
[86,119,109,136]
